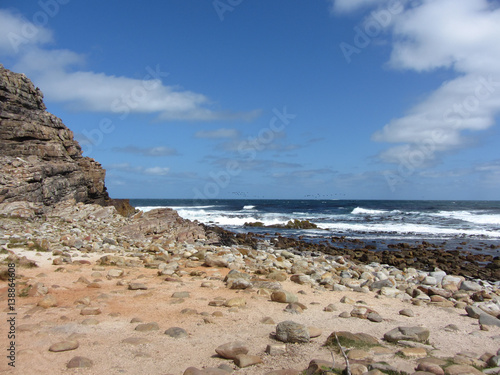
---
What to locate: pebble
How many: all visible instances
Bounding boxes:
[223,297,246,307]
[37,295,58,308]
[128,282,148,290]
[67,356,93,369]
[135,322,159,332]
[399,309,415,317]
[266,343,287,355]
[233,354,263,368]
[384,326,430,343]
[271,290,298,303]
[164,327,188,338]
[80,307,101,316]
[49,340,79,352]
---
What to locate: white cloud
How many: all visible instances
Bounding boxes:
[0,9,259,122]
[329,0,388,14]
[194,128,240,139]
[107,163,170,176]
[0,9,53,54]
[112,145,178,157]
[333,0,500,166]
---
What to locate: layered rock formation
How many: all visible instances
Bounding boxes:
[0,64,111,208]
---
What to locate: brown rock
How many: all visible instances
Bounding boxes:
[66,356,93,369]
[37,295,57,308]
[49,340,79,352]
[233,354,263,368]
[215,341,249,359]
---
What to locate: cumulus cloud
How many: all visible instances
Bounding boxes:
[333,0,500,166]
[0,8,259,122]
[329,0,387,14]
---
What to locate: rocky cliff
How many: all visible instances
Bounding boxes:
[0,64,113,209]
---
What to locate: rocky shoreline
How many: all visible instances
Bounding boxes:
[1,202,500,374]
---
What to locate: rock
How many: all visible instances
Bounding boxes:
[172,291,190,298]
[444,365,483,375]
[0,66,112,208]
[290,274,313,285]
[305,359,335,374]
[460,281,482,292]
[204,254,229,268]
[351,364,369,375]
[417,362,445,375]
[80,307,101,316]
[398,347,427,358]
[324,304,337,312]
[233,354,263,368]
[266,343,287,355]
[367,312,383,322]
[489,356,500,367]
[107,269,124,278]
[66,356,93,369]
[479,313,500,328]
[227,278,252,289]
[308,326,322,338]
[340,296,355,304]
[261,317,275,324]
[384,326,430,343]
[215,341,249,359]
[400,309,415,317]
[325,331,379,347]
[164,327,188,338]
[37,295,57,308]
[271,290,298,303]
[347,349,372,360]
[223,297,246,307]
[49,340,79,352]
[465,306,483,319]
[275,321,310,343]
[135,322,159,332]
[284,303,304,314]
[128,283,148,290]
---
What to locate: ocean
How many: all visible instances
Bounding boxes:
[130,199,500,256]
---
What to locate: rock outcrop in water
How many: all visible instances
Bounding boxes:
[0,64,114,210]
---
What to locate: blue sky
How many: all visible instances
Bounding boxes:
[1,0,499,200]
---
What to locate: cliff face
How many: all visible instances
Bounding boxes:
[0,64,111,207]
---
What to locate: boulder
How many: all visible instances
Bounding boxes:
[275,321,310,343]
[384,326,430,343]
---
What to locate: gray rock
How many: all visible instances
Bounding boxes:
[367,312,383,322]
[384,326,430,343]
[275,321,310,343]
[460,281,482,292]
[164,327,188,338]
[465,305,484,319]
[399,309,415,317]
[479,313,500,328]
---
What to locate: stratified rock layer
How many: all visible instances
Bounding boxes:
[0,64,110,207]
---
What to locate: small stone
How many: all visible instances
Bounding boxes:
[224,297,246,307]
[172,291,190,298]
[465,305,484,319]
[444,324,460,332]
[400,309,415,317]
[367,312,383,322]
[37,295,57,308]
[340,296,355,304]
[80,307,101,316]
[128,283,148,290]
[135,322,159,332]
[275,321,310,343]
[261,317,275,324]
[305,359,334,374]
[271,290,298,303]
[351,363,369,375]
[480,313,500,328]
[323,303,337,312]
[308,326,322,338]
[347,349,372,361]
[49,340,79,352]
[164,327,188,338]
[265,370,301,375]
[233,354,263,368]
[130,317,143,323]
[81,318,99,325]
[398,347,427,358]
[384,326,430,343]
[339,312,351,318]
[266,343,287,355]
[417,362,445,375]
[215,341,249,359]
[107,269,124,278]
[460,281,482,292]
[67,356,93,369]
